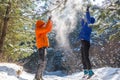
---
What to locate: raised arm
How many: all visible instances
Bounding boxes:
[44,16,53,33]
[86,6,91,24]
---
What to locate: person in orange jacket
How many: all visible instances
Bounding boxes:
[34,16,53,80]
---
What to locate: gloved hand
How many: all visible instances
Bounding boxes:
[49,15,52,20]
[87,5,90,11]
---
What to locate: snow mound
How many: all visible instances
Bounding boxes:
[0,63,34,80]
[0,63,120,80]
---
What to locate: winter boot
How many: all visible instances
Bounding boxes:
[34,75,43,80]
[82,69,88,78]
[87,70,94,79]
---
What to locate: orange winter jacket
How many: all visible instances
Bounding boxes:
[35,19,52,49]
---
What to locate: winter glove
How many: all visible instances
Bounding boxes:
[49,16,52,20]
[86,5,90,11]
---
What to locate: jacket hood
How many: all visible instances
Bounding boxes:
[90,17,95,24]
[36,20,45,28]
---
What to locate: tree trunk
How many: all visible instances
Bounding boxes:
[0,20,2,38]
[0,2,11,54]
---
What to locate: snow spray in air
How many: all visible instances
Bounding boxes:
[47,0,85,73]
[49,0,83,51]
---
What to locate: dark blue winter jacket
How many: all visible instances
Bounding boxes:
[78,11,95,42]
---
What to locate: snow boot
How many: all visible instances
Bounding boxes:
[87,70,94,79]
[82,70,88,78]
[33,76,43,80]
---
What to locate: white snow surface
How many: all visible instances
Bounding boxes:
[0,63,120,80]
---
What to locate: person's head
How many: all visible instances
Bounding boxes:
[36,20,45,28]
[90,17,95,24]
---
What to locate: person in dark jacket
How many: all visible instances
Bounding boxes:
[78,6,95,79]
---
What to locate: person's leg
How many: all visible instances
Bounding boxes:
[81,40,88,75]
[35,48,46,80]
[84,41,94,78]
[84,41,91,70]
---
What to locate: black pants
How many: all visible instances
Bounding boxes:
[38,47,46,62]
[81,40,91,70]
[35,47,46,80]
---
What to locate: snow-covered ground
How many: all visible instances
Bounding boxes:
[0,63,120,80]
